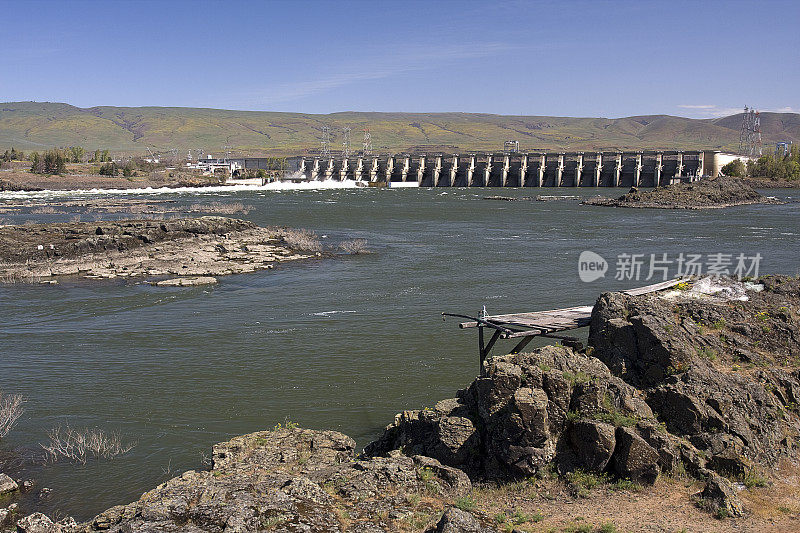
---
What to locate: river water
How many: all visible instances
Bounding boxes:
[0,186,798,519]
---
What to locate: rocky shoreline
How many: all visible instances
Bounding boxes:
[0,217,321,284]
[2,275,799,532]
[583,176,783,209]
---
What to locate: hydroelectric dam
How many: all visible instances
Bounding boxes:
[292,150,737,187]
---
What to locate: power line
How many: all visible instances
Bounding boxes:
[321,126,331,158]
[342,127,351,158]
[363,128,372,156]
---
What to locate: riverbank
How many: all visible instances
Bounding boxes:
[583,176,784,209]
[0,165,222,192]
[0,217,322,283]
[2,275,798,532]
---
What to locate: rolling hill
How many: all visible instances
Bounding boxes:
[1,101,798,157]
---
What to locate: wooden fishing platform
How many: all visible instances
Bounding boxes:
[443,278,684,367]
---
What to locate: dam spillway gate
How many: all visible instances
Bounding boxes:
[297,151,711,187]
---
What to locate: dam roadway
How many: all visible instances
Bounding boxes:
[293,150,736,187]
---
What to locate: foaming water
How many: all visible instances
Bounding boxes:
[0,187,798,519]
[0,179,359,201]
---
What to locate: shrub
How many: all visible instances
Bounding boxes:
[339,238,369,255]
[279,228,322,253]
[0,391,24,438]
[122,161,137,178]
[98,162,118,176]
[721,159,747,177]
[743,468,768,488]
[41,425,136,464]
[2,148,24,161]
[748,146,800,181]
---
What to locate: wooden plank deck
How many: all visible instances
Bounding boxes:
[445,278,686,368]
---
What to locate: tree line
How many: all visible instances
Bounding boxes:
[0,146,116,175]
[722,146,800,181]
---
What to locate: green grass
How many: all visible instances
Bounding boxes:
[566,469,609,493]
[562,370,594,385]
[3,101,791,156]
[610,478,642,491]
[743,468,768,488]
[454,495,476,511]
[696,346,717,361]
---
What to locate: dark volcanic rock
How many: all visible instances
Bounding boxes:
[428,507,493,533]
[583,176,781,209]
[611,427,660,485]
[569,420,616,472]
[699,472,744,517]
[0,217,255,264]
[366,345,677,484]
[80,428,470,533]
[589,276,800,472]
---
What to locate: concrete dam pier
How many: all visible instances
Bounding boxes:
[298,150,727,187]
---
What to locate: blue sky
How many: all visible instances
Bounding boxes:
[1,0,798,118]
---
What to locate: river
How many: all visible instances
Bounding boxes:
[0,185,798,519]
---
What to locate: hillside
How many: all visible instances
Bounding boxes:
[1,102,798,157]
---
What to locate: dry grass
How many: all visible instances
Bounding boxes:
[0,391,24,438]
[0,265,42,284]
[187,202,251,215]
[41,425,136,464]
[30,206,62,214]
[279,228,322,253]
[339,238,369,255]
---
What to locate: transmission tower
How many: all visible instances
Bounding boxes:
[739,106,763,157]
[362,128,372,156]
[342,127,351,157]
[321,126,331,157]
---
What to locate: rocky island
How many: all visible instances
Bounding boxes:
[0,217,322,284]
[583,176,782,209]
[2,275,799,532]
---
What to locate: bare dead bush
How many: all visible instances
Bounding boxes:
[30,206,61,214]
[339,238,369,255]
[279,228,322,253]
[0,391,24,438]
[41,425,136,464]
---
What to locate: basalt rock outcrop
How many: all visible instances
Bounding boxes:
[365,345,681,486]
[366,276,800,517]
[23,428,471,533]
[583,176,782,209]
[589,276,800,472]
[0,217,319,282]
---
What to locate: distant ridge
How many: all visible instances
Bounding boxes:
[1,101,798,156]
